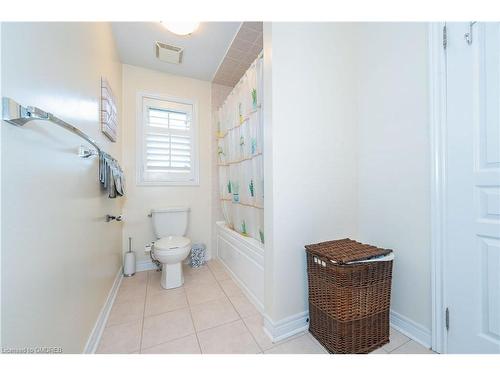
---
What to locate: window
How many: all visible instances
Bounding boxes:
[137,94,198,185]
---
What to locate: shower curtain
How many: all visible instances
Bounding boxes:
[217,56,264,244]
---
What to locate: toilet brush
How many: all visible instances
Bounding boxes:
[124,237,136,277]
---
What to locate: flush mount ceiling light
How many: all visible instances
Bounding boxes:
[160,22,200,36]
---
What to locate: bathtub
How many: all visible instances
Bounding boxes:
[215,221,264,311]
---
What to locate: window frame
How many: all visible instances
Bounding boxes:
[136,91,199,186]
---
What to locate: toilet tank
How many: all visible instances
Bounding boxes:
[151,207,190,238]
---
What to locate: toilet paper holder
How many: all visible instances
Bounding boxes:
[106,214,122,222]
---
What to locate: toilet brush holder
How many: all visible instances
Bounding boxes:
[124,237,136,277]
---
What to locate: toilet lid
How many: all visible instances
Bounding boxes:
[155,236,191,250]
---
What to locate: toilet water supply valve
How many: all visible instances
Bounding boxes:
[147,242,162,270]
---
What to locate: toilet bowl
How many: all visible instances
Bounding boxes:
[153,236,191,289]
[150,207,191,289]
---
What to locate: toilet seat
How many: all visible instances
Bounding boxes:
[155,236,191,251]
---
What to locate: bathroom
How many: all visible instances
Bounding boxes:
[1,3,500,372]
[1,20,271,354]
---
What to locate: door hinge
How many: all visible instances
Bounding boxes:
[445,307,450,331]
[443,25,448,49]
[464,21,477,45]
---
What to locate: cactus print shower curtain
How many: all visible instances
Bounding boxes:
[216,56,264,244]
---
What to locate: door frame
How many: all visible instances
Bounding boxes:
[428,21,448,354]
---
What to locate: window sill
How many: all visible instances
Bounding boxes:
[136,179,200,187]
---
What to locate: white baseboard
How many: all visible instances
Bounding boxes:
[390,309,432,348]
[261,308,431,349]
[83,267,123,353]
[263,311,309,343]
[136,259,157,272]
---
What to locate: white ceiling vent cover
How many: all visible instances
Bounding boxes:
[155,42,184,64]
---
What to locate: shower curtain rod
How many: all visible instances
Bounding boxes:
[2,97,106,159]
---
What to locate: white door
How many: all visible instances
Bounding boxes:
[445,22,500,353]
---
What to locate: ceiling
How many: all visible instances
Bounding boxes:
[212,22,263,87]
[111,22,241,81]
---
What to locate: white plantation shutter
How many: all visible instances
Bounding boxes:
[140,96,198,184]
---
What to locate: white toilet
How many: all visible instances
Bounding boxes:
[150,207,191,289]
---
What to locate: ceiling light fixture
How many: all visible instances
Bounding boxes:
[160,22,200,36]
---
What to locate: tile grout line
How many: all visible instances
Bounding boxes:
[208,266,281,353]
[126,268,420,355]
[206,259,262,352]
[258,330,310,354]
[105,271,148,354]
[139,265,235,353]
[110,268,336,354]
[207,261,240,318]
[140,312,242,352]
[209,260,263,353]
[379,329,412,354]
[196,317,241,334]
[210,260,262,321]
[240,316,265,353]
[107,271,246,324]
[384,338,413,354]
[140,332,198,352]
[208,261,326,354]
[107,302,188,329]
[109,268,258,353]
[207,261,244,318]
[214,267,264,353]
[184,265,206,354]
[138,270,153,353]
[140,291,189,320]
[141,268,201,353]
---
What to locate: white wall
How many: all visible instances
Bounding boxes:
[356,23,432,331]
[1,22,123,352]
[263,23,359,328]
[121,64,212,262]
[0,21,3,349]
[263,22,432,339]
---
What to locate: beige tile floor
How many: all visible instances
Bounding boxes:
[97,259,434,354]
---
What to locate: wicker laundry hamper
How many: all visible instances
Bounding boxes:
[305,238,393,354]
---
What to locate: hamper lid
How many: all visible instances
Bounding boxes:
[305,238,392,265]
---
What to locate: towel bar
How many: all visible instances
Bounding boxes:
[2,97,105,159]
[2,96,125,198]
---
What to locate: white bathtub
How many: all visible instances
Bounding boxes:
[215,221,264,311]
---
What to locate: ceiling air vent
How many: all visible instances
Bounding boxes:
[155,42,183,64]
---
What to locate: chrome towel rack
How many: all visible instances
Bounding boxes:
[2,96,126,198]
[2,97,102,158]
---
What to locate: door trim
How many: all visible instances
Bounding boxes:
[428,21,447,354]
